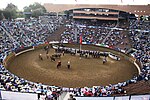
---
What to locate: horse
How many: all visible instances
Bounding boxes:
[57,61,61,68]
[70,51,76,55]
[52,53,61,58]
[39,54,43,60]
[50,56,55,61]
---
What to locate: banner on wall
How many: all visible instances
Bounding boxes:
[75,95,150,100]
[1,91,37,100]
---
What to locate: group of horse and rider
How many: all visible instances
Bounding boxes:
[38,44,115,69]
[39,45,71,69]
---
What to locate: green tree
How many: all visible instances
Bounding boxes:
[3,10,11,20]
[4,3,18,19]
[23,2,46,18]
[0,10,4,20]
[24,6,32,12]
[17,12,25,18]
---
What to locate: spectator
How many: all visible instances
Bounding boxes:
[68,94,76,100]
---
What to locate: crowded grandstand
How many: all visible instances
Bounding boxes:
[0,1,150,100]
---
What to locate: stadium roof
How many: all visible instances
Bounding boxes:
[0,0,150,10]
[44,3,150,16]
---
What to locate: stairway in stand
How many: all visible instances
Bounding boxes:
[47,25,66,42]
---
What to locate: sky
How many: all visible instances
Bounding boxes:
[0,0,150,11]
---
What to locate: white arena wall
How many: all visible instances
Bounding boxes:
[75,95,150,100]
[0,91,37,100]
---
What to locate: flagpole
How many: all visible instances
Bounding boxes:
[79,34,82,59]
[80,42,82,51]
[79,34,82,51]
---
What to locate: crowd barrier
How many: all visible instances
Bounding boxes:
[75,94,150,100]
[4,42,141,74]
[0,90,149,100]
[3,53,15,67]
[0,91,37,100]
[15,46,34,56]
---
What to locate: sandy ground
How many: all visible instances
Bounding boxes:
[6,44,138,88]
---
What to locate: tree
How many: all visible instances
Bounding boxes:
[17,12,25,18]
[3,10,11,20]
[23,6,32,12]
[4,3,18,19]
[0,10,4,20]
[23,2,46,18]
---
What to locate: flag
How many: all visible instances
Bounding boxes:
[80,35,82,44]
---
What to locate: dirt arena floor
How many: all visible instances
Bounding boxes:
[6,44,138,88]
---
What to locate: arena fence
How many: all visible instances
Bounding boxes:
[0,90,149,100]
[75,94,150,100]
[0,90,37,100]
[3,53,15,67]
[4,42,141,75]
[15,46,34,56]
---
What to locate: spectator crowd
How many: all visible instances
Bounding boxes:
[0,16,149,99]
[61,19,129,50]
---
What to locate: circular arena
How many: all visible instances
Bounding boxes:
[5,44,138,88]
[0,3,149,100]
